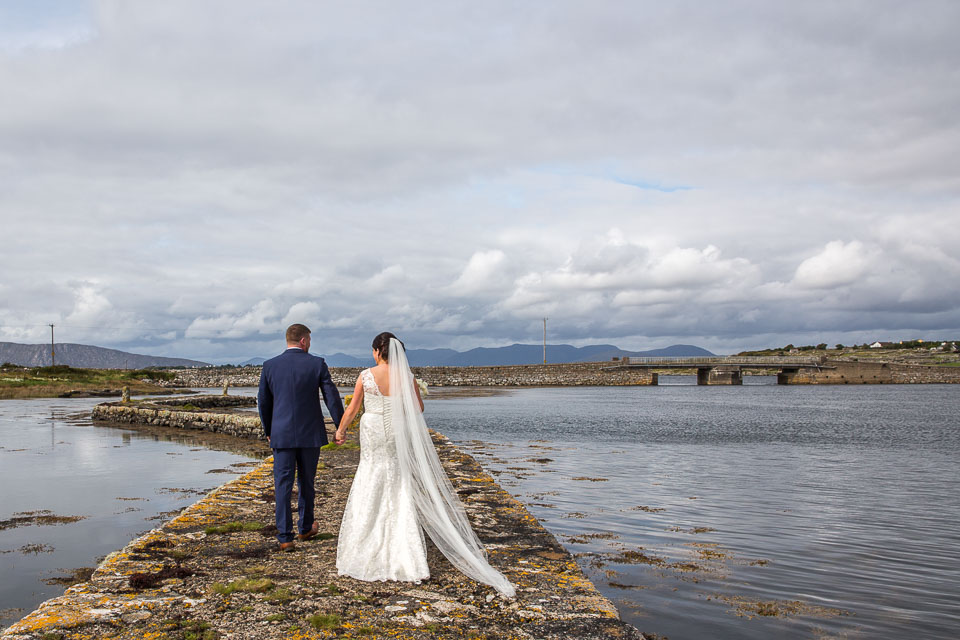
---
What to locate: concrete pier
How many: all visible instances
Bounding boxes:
[697,367,743,385]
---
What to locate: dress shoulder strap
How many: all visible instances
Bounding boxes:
[360,368,380,396]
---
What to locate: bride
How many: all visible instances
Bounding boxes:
[334,332,515,597]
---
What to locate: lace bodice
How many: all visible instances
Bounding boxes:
[360,369,388,415]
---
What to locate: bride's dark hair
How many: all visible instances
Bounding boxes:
[372,332,403,362]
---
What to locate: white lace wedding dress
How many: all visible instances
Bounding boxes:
[336,340,515,596]
[336,368,430,582]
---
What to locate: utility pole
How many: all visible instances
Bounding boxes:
[49,324,55,367]
[542,317,548,364]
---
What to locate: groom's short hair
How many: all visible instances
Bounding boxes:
[285,323,311,344]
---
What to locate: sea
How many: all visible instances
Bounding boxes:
[2,379,959,639]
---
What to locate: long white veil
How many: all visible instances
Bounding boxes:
[388,338,515,597]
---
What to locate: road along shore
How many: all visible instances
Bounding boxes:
[3,404,646,640]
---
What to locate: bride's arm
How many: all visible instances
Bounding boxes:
[335,376,365,444]
[413,376,424,412]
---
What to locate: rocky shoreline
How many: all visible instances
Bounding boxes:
[3,407,646,640]
[164,357,960,390]
[168,361,658,389]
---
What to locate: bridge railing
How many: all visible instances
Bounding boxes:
[621,356,823,366]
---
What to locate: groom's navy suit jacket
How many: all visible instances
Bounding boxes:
[258,348,344,449]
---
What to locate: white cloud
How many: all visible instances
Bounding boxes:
[282,301,322,327]
[450,250,508,294]
[185,299,281,340]
[793,241,876,289]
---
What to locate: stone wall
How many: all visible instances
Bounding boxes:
[168,367,261,388]
[336,362,657,386]
[777,360,960,384]
[150,396,257,409]
[166,360,960,388]
[169,362,657,388]
[92,399,263,439]
[891,363,960,383]
[778,360,894,384]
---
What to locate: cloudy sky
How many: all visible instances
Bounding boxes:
[1,1,958,362]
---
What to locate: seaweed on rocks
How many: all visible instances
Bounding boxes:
[129,565,194,590]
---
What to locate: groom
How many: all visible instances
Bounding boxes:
[258,323,344,551]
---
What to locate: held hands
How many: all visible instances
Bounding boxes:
[334,427,346,445]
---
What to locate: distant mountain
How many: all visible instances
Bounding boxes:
[321,352,374,367]
[634,344,715,358]
[431,343,715,366]
[320,343,714,367]
[0,342,210,369]
[406,348,460,366]
[237,357,267,366]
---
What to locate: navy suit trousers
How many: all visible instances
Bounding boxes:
[272,447,321,543]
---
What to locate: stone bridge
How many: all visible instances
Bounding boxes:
[606,355,832,385]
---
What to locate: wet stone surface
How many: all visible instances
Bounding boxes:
[2,428,645,640]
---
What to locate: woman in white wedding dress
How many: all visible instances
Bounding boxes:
[334,332,514,597]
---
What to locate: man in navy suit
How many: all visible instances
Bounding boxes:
[258,323,344,551]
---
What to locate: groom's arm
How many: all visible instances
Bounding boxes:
[317,359,345,428]
[257,366,273,442]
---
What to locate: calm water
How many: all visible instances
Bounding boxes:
[426,379,960,640]
[2,382,959,639]
[0,395,260,629]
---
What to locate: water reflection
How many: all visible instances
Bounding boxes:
[0,396,263,630]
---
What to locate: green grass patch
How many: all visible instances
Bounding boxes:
[204,521,264,535]
[320,442,360,451]
[264,613,286,622]
[265,587,295,604]
[125,368,176,381]
[175,619,216,640]
[0,364,173,399]
[211,577,274,596]
[324,583,341,595]
[242,564,270,575]
[307,613,341,630]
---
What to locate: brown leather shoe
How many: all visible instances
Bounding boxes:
[278,541,296,552]
[297,521,319,541]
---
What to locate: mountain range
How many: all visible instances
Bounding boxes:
[317,343,715,367]
[0,342,210,369]
[1,341,714,369]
